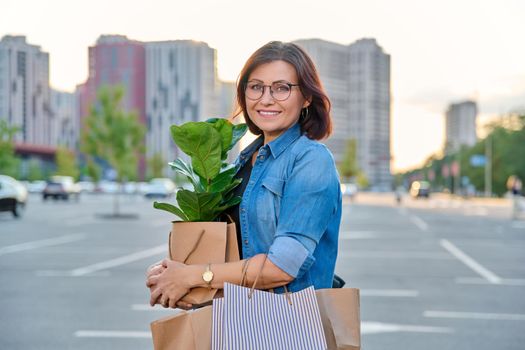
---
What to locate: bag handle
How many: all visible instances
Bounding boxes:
[243,254,292,305]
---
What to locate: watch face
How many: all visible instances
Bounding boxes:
[203,270,214,283]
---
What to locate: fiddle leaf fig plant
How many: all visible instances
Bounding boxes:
[153,118,248,222]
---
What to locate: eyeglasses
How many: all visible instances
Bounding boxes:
[245,81,300,101]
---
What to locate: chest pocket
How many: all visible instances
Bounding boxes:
[256,177,285,227]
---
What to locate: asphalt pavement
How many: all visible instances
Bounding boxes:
[0,192,524,349]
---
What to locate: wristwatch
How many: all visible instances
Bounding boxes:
[202,264,214,289]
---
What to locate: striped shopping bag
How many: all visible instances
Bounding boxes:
[212,282,327,350]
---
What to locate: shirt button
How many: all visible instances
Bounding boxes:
[241,208,246,212]
[244,240,249,245]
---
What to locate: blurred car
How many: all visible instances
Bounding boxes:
[42,175,81,201]
[27,180,47,193]
[96,180,119,194]
[409,181,430,198]
[144,178,176,199]
[0,175,28,217]
[77,181,95,193]
[340,183,358,199]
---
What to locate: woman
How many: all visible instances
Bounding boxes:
[147,41,342,309]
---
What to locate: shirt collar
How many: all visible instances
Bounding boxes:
[267,122,302,159]
[238,122,303,164]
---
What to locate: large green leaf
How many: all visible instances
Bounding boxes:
[208,164,237,192]
[215,195,242,212]
[153,201,189,221]
[207,119,233,160]
[228,124,248,152]
[176,190,223,221]
[170,123,222,181]
[168,159,204,192]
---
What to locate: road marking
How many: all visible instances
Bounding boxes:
[440,239,502,284]
[35,270,111,277]
[361,322,453,334]
[409,215,429,231]
[0,234,85,257]
[361,289,419,297]
[75,321,453,338]
[339,251,452,259]
[69,245,167,276]
[424,310,525,321]
[131,304,184,312]
[75,330,151,338]
[456,277,525,286]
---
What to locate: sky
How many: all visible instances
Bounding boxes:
[1,0,524,172]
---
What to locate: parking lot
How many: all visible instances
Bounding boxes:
[0,192,524,349]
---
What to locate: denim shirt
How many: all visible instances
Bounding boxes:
[235,123,342,293]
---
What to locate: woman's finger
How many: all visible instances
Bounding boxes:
[146,274,159,288]
[150,287,162,306]
[176,301,193,310]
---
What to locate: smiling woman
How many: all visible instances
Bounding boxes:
[146,41,342,310]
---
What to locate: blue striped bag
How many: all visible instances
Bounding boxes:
[212,282,327,350]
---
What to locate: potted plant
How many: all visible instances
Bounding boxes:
[153,118,247,305]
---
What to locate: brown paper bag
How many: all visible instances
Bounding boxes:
[316,288,361,350]
[169,221,239,306]
[151,305,212,350]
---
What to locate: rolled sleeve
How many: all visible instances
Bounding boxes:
[267,236,315,278]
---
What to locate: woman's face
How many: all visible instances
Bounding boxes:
[245,60,310,144]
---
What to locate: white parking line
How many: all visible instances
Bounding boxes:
[361,289,419,297]
[69,245,166,276]
[0,234,85,256]
[75,330,151,338]
[455,277,525,286]
[131,304,184,312]
[440,239,502,284]
[424,310,525,321]
[409,215,429,231]
[362,322,453,334]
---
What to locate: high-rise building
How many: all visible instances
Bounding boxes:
[79,35,146,178]
[348,39,391,190]
[145,40,219,174]
[445,100,477,153]
[294,38,391,190]
[0,35,53,146]
[51,89,78,151]
[293,39,350,161]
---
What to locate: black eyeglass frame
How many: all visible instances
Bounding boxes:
[244,81,300,101]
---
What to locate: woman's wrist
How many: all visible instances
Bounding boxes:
[184,264,207,289]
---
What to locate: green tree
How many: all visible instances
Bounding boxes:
[55,146,79,180]
[85,158,102,183]
[27,158,43,181]
[338,139,359,182]
[0,119,21,177]
[81,85,146,216]
[356,171,369,189]
[148,152,165,180]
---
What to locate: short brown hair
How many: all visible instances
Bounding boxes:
[234,41,332,140]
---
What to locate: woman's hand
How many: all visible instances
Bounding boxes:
[148,259,191,308]
[146,260,166,288]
